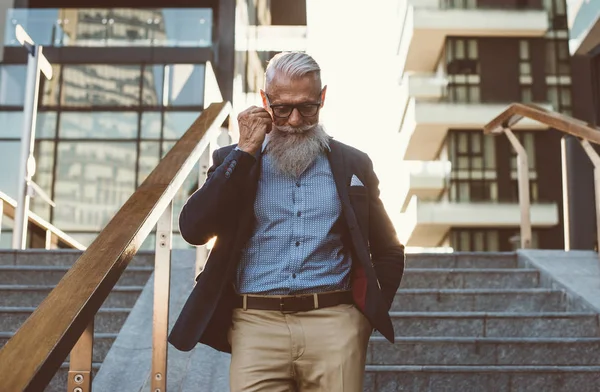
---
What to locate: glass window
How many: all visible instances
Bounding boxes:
[460,231,470,250]
[60,112,138,139]
[165,64,205,106]
[521,86,533,103]
[472,157,483,170]
[163,111,200,139]
[545,42,557,74]
[141,65,164,106]
[0,141,21,199]
[483,136,496,169]
[0,112,24,138]
[487,231,499,251]
[519,40,529,60]
[162,9,212,47]
[455,40,465,59]
[473,231,485,251]
[458,182,470,201]
[0,65,27,106]
[41,65,62,106]
[72,9,110,42]
[547,86,559,108]
[0,216,14,249]
[30,141,55,221]
[557,41,569,60]
[61,65,141,107]
[458,133,468,153]
[137,141,160,186]
[560,86,572,106]
[141,112,162,139]
[53,141,137,231]
[468,39,478,59]
[520,62,531,76]
[37,112,57,139]
[469,85,480,102]
[471,133,481,153]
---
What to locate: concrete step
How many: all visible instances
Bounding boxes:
[367,336,600,366]
[0,333,116,363]
[0,265,153,286]
[0,285,144,308]
[0,307,130,334]
[364,365,600,392]
[392,289,567,312]
[46,362,101,392]
[387,312,600,338]
[405,252,517,269]
[0,249,155,267]
[400,269,539,289]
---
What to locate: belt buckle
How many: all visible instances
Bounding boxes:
[279,297,285,312]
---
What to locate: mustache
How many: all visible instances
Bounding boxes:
[272,123,316,134]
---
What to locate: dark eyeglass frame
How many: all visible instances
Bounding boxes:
[265,92,322,119]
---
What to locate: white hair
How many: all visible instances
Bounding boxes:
[265,52,321,89]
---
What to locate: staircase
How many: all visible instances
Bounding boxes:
[364,252,600,391]
[0,249,154,392]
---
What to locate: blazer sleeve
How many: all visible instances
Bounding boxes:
[365,156,406,308]
[178,147,257,245]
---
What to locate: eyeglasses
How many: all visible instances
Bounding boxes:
[265,93,322,119]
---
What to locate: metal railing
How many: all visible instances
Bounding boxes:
[0,101,231,391]
[0,190,85,250]
[483,103,600,250]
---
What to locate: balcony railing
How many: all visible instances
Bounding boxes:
[4,8,212,48]
[439,0,545,10]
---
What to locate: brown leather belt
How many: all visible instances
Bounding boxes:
[234,291,353,312]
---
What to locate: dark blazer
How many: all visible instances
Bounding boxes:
[168,139,405,353]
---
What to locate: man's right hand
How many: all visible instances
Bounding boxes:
[237,106,273,155]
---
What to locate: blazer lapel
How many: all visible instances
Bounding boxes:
[232,151,262,253]
[327,140,357,229]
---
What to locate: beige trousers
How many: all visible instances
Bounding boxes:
[228,304,372,392]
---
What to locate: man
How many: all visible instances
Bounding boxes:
[169,52,405,391]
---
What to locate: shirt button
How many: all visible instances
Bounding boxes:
[297,211,301,217]
[295,241,300,247]
[296,182,301,187]
[292,273,297,279]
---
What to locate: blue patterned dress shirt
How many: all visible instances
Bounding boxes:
[235,148,352,295]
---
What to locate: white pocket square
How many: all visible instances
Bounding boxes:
[350,174,364,187]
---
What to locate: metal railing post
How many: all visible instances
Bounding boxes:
[151,201,173,392]
[579,140,600,256]
[68,321,94,392]
[503,128,532,249]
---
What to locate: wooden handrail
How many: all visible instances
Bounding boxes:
[0,190,86,250]
[0,101,231,391]
[483,102,600,251]
[483,102,600,144]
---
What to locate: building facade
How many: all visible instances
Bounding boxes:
[396,0,573,251]
[0,0,307,249]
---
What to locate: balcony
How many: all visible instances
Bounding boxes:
[3,8,212,48]
[398,160,451,212]
[397,0,549,73]
[399,195,559,247]
[568,0,600,54]
[397,74,552,160]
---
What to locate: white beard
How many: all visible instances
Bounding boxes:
[266,123,331,178]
